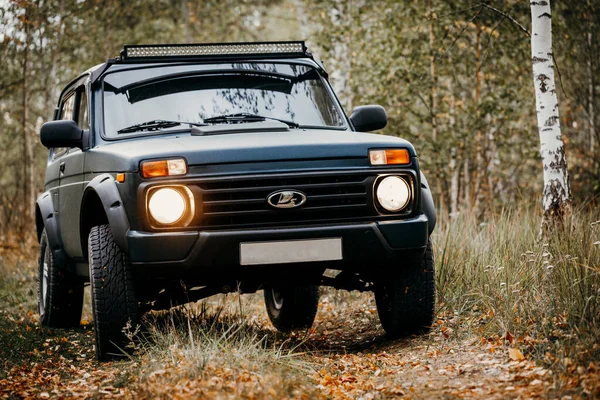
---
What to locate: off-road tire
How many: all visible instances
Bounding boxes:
[375,240,435,337]
[38,229,84,327]
[264,285,319,332]
[88,224,139,361]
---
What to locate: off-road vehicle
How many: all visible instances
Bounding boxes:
[36,41,437,360]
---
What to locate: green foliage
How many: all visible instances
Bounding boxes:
[0,0,285,233]
[305,0,599,214]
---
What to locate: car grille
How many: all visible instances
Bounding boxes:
[196,171,374,228]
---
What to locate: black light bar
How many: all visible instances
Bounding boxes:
[121,41,309,61]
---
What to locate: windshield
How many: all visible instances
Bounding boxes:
[102,63,346,137]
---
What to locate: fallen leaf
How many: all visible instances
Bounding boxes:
[508,348,525,361]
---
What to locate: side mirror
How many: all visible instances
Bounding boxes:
[40,120,84,149]
[350,105,387,132]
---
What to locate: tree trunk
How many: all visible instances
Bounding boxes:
[21,5,34,233]
[447,79,459,217]
[428,0,437,143]
[329,0,353,111]
[486,115,501,203]
[587,30,595,154]
[530,0,572,232]
[473,22,488,221]
[182,0,190,43]
[462,157,470,211]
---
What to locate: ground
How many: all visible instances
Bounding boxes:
[1,271,591,400]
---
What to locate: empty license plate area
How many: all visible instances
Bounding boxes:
[239,238,342,266]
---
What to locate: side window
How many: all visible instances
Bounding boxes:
[53,93,76,159]
[77,89,89,130]
[60,93,76,120]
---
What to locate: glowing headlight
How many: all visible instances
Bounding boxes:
[148,187,193,225]
[376,176,410,212]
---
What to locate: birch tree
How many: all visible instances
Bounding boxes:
[530,0,572,231]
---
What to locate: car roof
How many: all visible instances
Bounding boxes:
[88,57,327,85]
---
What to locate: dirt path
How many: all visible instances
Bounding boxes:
[0,279,575,399]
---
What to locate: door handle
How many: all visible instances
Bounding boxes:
[59,162,65,173]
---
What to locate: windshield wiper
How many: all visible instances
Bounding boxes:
[117,119,207,134]
[202,113,299,128]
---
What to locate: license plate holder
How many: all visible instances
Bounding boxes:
[240,238,343,266]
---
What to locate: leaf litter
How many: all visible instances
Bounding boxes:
[0,274,598,398]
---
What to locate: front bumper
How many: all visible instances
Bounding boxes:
[127,214,429,279]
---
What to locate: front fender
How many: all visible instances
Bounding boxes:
[420,172,436,234]
[83,174,130,252]
[36,192,69,267]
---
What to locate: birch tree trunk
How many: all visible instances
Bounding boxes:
[182,0,190,43]
[447,78,459,218]
[530,0,572,232]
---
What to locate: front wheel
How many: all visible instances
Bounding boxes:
[88,225,139,361]
[374,240,435,337]
[38,229,84,328]
[264,285,319,332]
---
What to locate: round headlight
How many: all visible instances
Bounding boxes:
[376,176,410,212]
[148,187,186,225]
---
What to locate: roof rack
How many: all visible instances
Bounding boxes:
[120,41,310,62]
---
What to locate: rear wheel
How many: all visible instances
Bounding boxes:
[38,229,84,328]
[88,225,139,361]
[264,285,319,332]
[374,240,435,337]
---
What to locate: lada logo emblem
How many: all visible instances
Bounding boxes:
[267,190,307,209]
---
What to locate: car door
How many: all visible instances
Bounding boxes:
[58,82,89,260]
[45,91,76,229]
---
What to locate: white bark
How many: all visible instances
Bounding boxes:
[530,0,571,221]
[329,1,352,110]
[462,158,470,209]
[449,148,459,217]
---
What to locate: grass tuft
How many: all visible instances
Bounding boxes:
[130,295,318,398]
[435,205,600,364]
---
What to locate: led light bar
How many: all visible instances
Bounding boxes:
[122,41,308,61]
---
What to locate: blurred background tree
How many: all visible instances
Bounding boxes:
[0,0,597,238]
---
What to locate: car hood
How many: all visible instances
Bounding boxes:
[86,129,417,172]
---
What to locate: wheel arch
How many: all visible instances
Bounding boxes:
[80,174,130,258]
[36,192,69,267]
[420,171,436,234]
[35,204,44,243]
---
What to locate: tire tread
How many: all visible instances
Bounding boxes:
[38,229,84,328]
[375,240,435,336]
[88,225,138,361]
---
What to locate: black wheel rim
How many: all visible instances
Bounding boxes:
[40,245,50,316]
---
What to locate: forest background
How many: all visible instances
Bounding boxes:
[0,0,598,234]
[0,1,599,397]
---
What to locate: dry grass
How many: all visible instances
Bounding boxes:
[130,297,320,398]
[435,205,600,365]
[1,206,599,397]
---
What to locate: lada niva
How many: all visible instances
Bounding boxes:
[36,42,437,360]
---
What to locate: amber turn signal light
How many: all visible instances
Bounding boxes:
[369,149,410,165]
[142,158,187,178]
